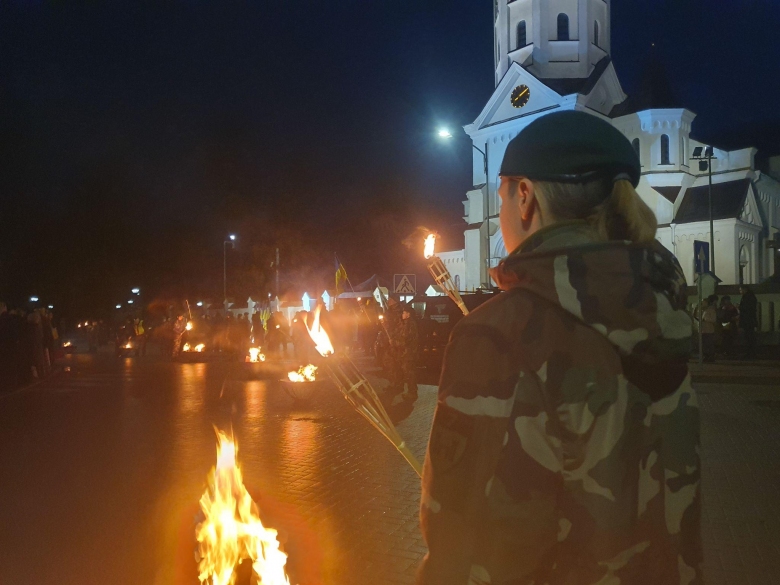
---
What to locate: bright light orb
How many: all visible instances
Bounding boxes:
[116,305,122,309]
[30,296,39,302]
[229,234,236,241]
[438,129,453,139]
[131,288,140,294]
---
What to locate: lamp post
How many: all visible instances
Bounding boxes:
[224,234,237,311]
[691,146,716,274]
[438,128,492,288]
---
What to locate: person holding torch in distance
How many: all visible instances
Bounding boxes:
[417,112,700,585]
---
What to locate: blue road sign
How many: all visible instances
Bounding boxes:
[694,240,710,274]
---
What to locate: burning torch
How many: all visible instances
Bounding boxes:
[424,233,469,316]
[305,307,422,477]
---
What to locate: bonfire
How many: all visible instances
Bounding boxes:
[196,431,290,585]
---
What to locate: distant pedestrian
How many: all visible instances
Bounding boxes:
[739,285,758,358]
[718,296,739,357]
[701,295,718,361]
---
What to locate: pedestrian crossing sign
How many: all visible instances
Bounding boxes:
[394,274,417,294]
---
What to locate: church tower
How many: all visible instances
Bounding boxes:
[494,0,611,85]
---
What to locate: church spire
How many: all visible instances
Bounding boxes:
[494,0,611,86]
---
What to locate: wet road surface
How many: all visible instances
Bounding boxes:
[0,350,436,585]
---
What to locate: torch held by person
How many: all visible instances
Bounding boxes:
[424,234,469,316]
[306,308,422,477]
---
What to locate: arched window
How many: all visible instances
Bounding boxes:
[740,245,750,284]
[557,14,570,41]
[517,20,527,49]
[594,21,600,47]
[661,134,671,165]
[632,138,640,160]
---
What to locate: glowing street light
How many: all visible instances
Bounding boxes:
[30,296,39,302]
[197,301,204,307]
[438,128,454,139]
[224,235,237,310]
[131,288,140,294]
[116,304,122,309]
[127,300,134,304]
[48,305,54,309]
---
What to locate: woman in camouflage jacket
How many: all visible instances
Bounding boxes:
[417,112,700,585]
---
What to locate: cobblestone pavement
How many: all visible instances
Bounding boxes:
[1,352,778,585]
[696,381,780,585]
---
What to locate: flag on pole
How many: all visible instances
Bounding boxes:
[335,255,348,294]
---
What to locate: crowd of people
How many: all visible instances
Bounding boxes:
[0,302,60,392]
[698,285,759,361]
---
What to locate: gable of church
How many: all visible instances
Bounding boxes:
[471,62,570,131]
[738,184,763,228]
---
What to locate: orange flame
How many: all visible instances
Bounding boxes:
[196,431,290,585]
[305,306,334,357]
[186,321,194,331]
[246,347,266,363]
[423,233,437,259]
[287,364,318,382]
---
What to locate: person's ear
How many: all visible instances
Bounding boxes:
[516,178,538,222]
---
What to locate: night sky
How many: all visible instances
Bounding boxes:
[2,1,779,318]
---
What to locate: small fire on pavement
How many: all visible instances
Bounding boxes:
[196,431,290,585]
[183,343,206,353]
[287,365,318,383]
[246,347,266,363]
[186,321,194,331]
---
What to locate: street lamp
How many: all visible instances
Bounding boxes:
[197,301,204,307]
[131,288,140,295]
[438,127,492,287]
[224,234,237,310]
[30,296,39,302]
[127,300,134,304]
[48,305,54,310]
[691,146,716,274]
[116,304,122,309]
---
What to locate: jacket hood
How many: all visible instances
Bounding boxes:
[492,225,692,395]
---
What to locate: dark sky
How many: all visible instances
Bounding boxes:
[2,0,779,317]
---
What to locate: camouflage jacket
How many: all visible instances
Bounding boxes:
[418,221,700,585]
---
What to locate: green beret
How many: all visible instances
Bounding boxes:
[499,111,641,187]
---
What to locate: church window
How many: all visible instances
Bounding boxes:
[594,21,600,47]
[557,14,570,41]
[632,138,640,160]
[661,134,671,165]
[517,20,527,49]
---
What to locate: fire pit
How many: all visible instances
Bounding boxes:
[279,365,323,402]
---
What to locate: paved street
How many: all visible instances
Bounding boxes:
[1,351,779,585]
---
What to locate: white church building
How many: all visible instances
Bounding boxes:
[442,0,780,291]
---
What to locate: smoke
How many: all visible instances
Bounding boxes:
[401,226,435,251]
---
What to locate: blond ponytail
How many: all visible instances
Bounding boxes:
[534,178,657,245]
[591,179,657,244]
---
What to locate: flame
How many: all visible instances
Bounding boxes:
[424,233,437,259]
[196,431,290,585]
[63,341,72,347]
[186,321,194,331]
[305,306,334,357]
[246,347,266,363]
[183,343,191,352]
[287,364,318,383]
[123,342,133,349]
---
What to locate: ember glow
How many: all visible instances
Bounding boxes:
[287,364,318,383]
[196,431,290,585]
[305,306,334,357]
[63,341,72,348]
[424,233,437,259]
[246,347,266,363]
[186,321,194,331]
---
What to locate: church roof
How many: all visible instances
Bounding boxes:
[540,56,612,97]
[674,179,751,224]
[610,58,681,117]
[653,186,682,204]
